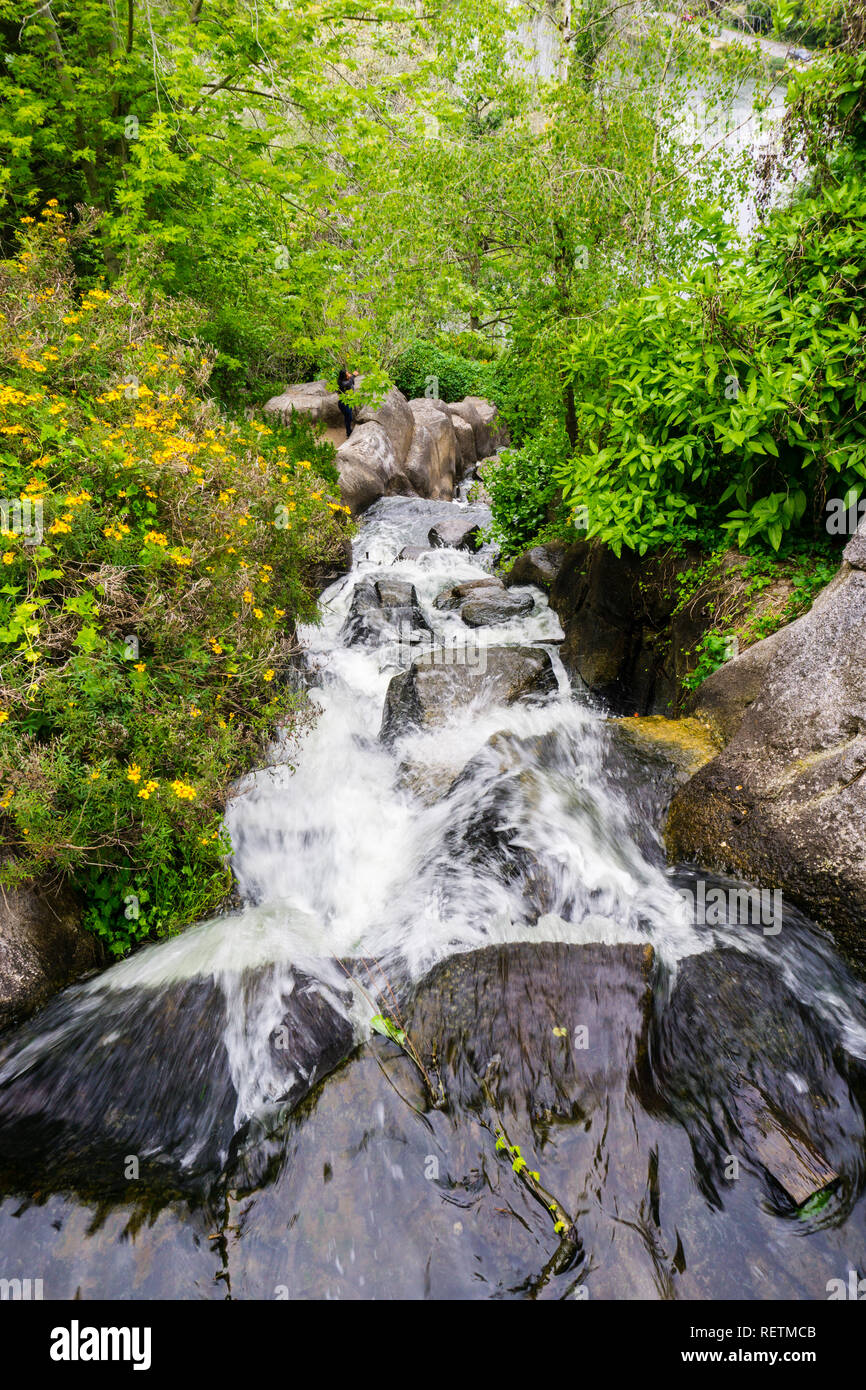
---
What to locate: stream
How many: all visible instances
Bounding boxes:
[1,492,866,1299]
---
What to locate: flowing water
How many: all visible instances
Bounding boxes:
[1,493,866,1299]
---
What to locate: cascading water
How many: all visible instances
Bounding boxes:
[1,491,865,1300]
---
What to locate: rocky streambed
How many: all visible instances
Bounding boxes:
[0,491,865,1300]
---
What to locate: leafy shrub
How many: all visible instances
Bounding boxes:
[553,167,866,557]
[486,422,573,557]
[392,339,496,403]
[0,208,352,953]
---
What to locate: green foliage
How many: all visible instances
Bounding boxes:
[370,1014,408,1047]
[486,423,573,557]
[677,546,840,691]
[392,339,496,403]
[554,165,866,557]
[0,217,352,952]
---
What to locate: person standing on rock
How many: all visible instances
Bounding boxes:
[338,366,358,437]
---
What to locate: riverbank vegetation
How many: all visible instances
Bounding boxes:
[0,0,861,947]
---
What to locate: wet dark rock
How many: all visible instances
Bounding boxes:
[397,545,432,562]
[433,577,504,611]
[667,547,866,965]
[0,882,102,1031]
[224,941,665,1299]
[0,962,355,1195]
[379,646,558,742]
[374,577,416,607]
[548,542,772,715]
[408,941,654,1120]
[655,948,862,1209]
[340,574,432,648]
[461,590,534,627]
[505,543,569,591]
[602,717,719,867]
[428,518,483,551]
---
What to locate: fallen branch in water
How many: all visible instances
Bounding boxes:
[479,1070,581,1276]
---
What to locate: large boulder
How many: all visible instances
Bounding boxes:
[428,517,483,551]
[505,543,570,591]
[0,882,101,1030]
[667,533,866,965]
[355,386,415,468]
[404,400,457,499]
[379,645,558,742]
[451,413,477,478]
[263,380,343,430]
[447,397,509,461]
[549,540,726,714]
[340,574,432,648]
[461,590,534,628]
[334,421,412,516]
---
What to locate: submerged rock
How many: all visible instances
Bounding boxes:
[0,959,355,1195]
[379,646,558,742]
[655,948,860,1209]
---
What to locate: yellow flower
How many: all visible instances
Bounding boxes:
[126,764,142,784]
[190,706,202,718]
[89,770,101,782]
[253,607,263,619]
[242,589,253,603]
[273,607,285,618]
[143,531,168,547]
[2,552,14,565]
[170,779,196,801]
[0,711,8,724]
[138,779,158,800]
[133,662,146,673]
[263,669,275,682]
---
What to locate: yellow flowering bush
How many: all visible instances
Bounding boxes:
[0,211,352,954]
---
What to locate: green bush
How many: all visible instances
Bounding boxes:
[392,339,496,403]
[553,165,866,557]
[486,422,573,558]
[0,210,352,954]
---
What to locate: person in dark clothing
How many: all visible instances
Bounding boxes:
[337,366,357,437]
